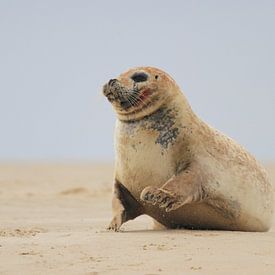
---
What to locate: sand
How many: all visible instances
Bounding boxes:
[0,163,274,275]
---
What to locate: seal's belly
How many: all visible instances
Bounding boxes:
[147,202,241,230]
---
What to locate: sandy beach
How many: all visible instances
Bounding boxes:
[0,163,274,275]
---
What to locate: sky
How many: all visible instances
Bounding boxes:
[0,0,274,161]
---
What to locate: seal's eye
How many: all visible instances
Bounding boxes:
[131,72,148,83]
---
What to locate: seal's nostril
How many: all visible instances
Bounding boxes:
[108,79,117,86]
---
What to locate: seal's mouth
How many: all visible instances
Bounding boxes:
[118,88,152,110]
[103,81,152,111]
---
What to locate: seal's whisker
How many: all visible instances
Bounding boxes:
[121,89,135,108]
[124,92,133,107]
[129,92,142,106]
[133,89,153,106]
[130,92,150,118]
[130,93,144,107]
[128,93,139,107]
[132,90,152,110]
[126,92,138,108]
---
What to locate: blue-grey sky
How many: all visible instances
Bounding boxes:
[0,0,274,161]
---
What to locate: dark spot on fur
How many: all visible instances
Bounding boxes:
[175,160,191,175]
[131,144,137,152]
[144,107,179,149]
[155,75,159,80]
[121,107,180,149]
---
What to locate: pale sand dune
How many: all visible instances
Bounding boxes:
[0,163,274,275]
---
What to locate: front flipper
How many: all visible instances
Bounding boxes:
[140,186,187,212]
[108,179,143,231]
[140,163,205,212]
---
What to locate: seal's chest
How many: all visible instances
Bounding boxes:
[115,123,175,197]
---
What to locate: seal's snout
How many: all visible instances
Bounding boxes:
[103,78,124,103]
[102,83,115,102]
[103,79,118,99]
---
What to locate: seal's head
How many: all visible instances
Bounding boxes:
[103,67,181,121]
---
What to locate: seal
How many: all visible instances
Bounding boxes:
[103,66,274,232]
